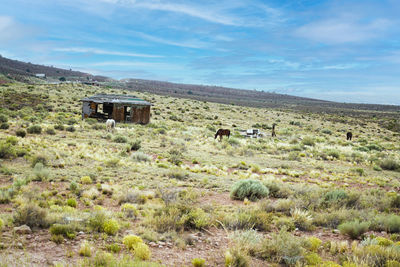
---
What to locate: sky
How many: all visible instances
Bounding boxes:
[1,0,400,105]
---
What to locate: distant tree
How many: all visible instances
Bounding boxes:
[59,77,66,82]
[187,90,193,95]
[26,69,30,73]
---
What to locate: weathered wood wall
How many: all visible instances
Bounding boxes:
[112,105,125,122]
[131,106,150,124]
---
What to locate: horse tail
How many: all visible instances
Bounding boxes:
[227,130,230,138]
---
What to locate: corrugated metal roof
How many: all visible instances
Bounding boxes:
[81,94,152,106]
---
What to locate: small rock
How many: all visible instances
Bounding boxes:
[333,229,340,234]
[17,242,23,249]
[26,235,32,240]
[14,225,32,234]
[158,241,166,246]
[158,245,163,248]
[78,231,85,235]
[149,242,157,247]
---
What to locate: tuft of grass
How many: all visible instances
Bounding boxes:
[113,135,128,143]
[338,220,369,239]
[103,219,120,236]
[132,152,151,162]
[230,179,269,201]
[27,125,42,134]
[14,203,49,229]
[380,158,400,172]
[79,241,92,257]
[123,235,143,250]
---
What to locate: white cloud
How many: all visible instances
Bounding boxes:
[88,60,183,69]
[295,17,391,44]
[53,47,162,58]
[133,31,209,49]
[0,16,31,42]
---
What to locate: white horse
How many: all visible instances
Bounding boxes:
[106,119,115,132]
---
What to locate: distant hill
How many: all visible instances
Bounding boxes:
[114,79,400,116]
[1,55,399,117]
[0,55,109,82]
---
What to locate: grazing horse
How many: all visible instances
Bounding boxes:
[272,123,277,137]
[215,129,230,140]
[106,119,115,132]
[347,132,353,141]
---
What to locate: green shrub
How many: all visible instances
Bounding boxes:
[80,176,92,184]
[304,252,322,265]
[30,155,47,167]
[132,152,151,162]
[14,203,49,228]
[0,114,8,123]
[338,220,369,239]
[129,140,141,151]
[27,125,42,134]
[123,235,143,249]
[0,141,16,159]
[79,241,92,257]
[54,124,64,130]
[32,162,50,181]
[0,122,9,129]
[380,158,400,171]
[258,228,304,265]
[16,129,26,137]
[305,237,322,252]
[225,248,250,267]
[230,179,269,201]
[50,224,76,239]
[103,219,119,235]
[66,126,75,132]
[386,215,400,233]
[87,210,107,232]
[0,218,4,231]
[302,136,315,146]
[132,242,151,260]
[121,203,138,218]
[67,198,77,208]
[106,243,121,253]
[275,217,295,232]
[113,135,128,143]
[192,258,206,267]
[46,128,56,135]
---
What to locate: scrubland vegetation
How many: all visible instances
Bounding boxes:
[1,81,400,266]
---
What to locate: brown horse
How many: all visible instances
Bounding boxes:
[215,129,230,140]
[347,132,353,141]
[272,123,277,137]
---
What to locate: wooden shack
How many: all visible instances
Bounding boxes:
[80,94,152,124]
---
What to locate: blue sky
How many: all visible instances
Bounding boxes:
[1,0,400,104]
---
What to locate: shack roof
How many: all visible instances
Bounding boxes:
[81,94,152,106]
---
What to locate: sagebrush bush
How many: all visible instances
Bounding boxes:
[258,228,304,265]
[80,176,92,184]
[338,220,369,239]
[16,129,26,137]
[66,126,75,132]
[27,125,42,134]
[301,136,315,146]
[14,203,49,228]
[67,198,77,208]
[132,152,151,162]
[121,203,138,218]
[133,242,151,260]
[79,241,92,257]
[50,224,76,239]
[380,158,400,172]
[191,258,205,267]
[230,179,269,201]
[0,141,16,159]
[30,155,47,167]
[103,219,120,235]
[113,135,128,143]
[32,162,50,181]
[130,140,141,151]
[123,234,143,249]
[225,248,250,267]
[0,122,9,129]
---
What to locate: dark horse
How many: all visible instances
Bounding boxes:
[347,132,353,141]
[215,129,230,140]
